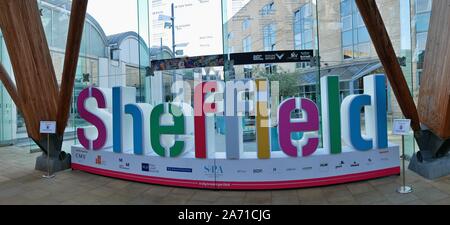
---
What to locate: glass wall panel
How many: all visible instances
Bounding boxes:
[0,0,435,161]
[315,0,432,158]
[144,0,431,157]
[0,32,14,146]
[138,0,151,103]
[223,0,321,152]
[52,10,70,51]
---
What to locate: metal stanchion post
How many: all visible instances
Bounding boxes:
[43,133,55,179]
[397,135,412,194]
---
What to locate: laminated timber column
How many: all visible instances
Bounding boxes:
[0,0,88,172]
[418,0,450,140]
[0,0,59,142]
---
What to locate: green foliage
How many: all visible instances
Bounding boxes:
[257,69,299,98]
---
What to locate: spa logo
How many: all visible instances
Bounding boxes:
[203,165,224,174]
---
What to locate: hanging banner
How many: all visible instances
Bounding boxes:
[149,50,314,73]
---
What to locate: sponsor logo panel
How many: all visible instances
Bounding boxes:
[166,167,193,173]
[142,163,159,173]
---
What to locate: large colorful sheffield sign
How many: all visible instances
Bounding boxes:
[71,74,400,190]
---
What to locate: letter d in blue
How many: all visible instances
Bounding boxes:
[364,74,388,149]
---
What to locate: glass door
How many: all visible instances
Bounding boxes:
[0,85,14,146]
[0,33,14,147]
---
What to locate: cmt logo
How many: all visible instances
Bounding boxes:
[74,149,87,160]
[75,153,86,160]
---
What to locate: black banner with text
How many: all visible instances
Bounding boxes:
[149,50,314,73]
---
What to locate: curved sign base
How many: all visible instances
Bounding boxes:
[71,145,400,190]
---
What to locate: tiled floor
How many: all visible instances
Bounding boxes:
[1,146,450,205]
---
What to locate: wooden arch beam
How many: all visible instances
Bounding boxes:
[0,0,88,142]
[57,0,89,135]
[0,0,59,140]
[418,0,450,139]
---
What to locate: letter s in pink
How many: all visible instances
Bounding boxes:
[77,87,108,150]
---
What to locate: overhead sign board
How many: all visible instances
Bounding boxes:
[231,50,314,65]
[149,50,314,73]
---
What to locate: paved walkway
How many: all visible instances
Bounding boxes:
[0,146,450,205]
